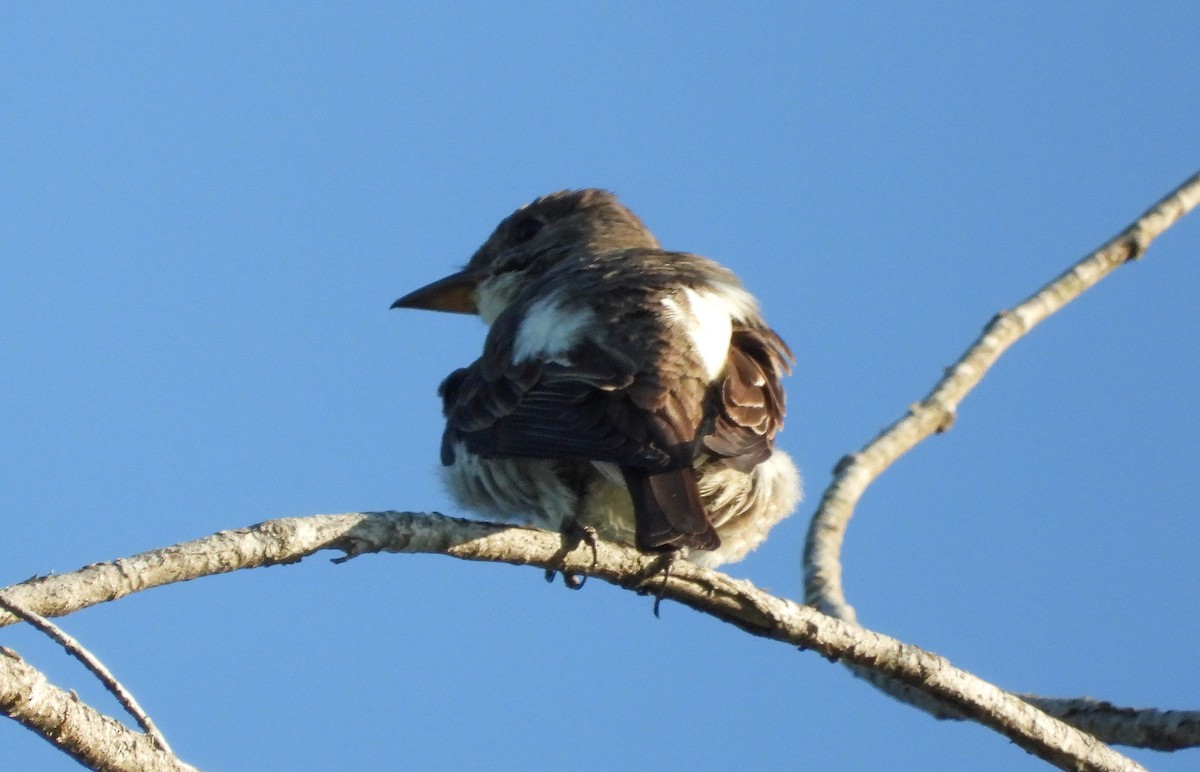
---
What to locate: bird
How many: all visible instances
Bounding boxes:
[391,189,800,568]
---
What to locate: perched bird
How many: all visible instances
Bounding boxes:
[392,189,800,568]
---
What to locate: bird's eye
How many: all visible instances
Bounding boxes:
[512,215,545,243]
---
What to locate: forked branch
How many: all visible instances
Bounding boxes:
[802,171,1200,733]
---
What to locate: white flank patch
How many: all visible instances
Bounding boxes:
[513,295,595,363]
[662,286,755,381]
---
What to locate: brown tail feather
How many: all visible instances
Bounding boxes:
[623,467,720,552]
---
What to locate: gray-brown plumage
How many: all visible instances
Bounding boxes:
[392,189,800,567]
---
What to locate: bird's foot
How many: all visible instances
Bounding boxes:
[651,552,677,618]
[632,551,679,618]
[544,523,600,589]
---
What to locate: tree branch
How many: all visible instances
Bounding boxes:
[802,172,1200,728]
[0,647,197,772]
[0,593,173,754]
[0,512,1147,771]
[1022,697,1200,752]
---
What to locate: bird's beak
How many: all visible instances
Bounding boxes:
[390,268,486,314]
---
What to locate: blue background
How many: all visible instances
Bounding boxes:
[2,4,1197,770]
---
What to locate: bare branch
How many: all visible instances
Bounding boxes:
[0,592,173,754]
[802,173,1200,723]
[0,647,197,772]
[1023,697,1200,752]
[0,512,1147,771]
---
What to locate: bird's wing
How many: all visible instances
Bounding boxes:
[701,324,794,471]
[440,337,679,469]
[439,305,720,551]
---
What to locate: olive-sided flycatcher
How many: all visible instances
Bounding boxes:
[392,189,800,568]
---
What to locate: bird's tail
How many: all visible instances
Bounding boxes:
[623,467,720,553]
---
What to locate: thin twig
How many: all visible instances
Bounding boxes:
[0,592,174,754]
[802,172,1200,717]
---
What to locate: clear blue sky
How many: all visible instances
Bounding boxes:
[3,4,1197,770]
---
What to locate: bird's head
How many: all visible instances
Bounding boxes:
[392,189,658,324]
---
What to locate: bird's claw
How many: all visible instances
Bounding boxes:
[546,523,600,589]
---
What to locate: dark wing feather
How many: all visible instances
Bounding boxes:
[701,324,793,472]
[624,468,720,552]
[441,338,675,469]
